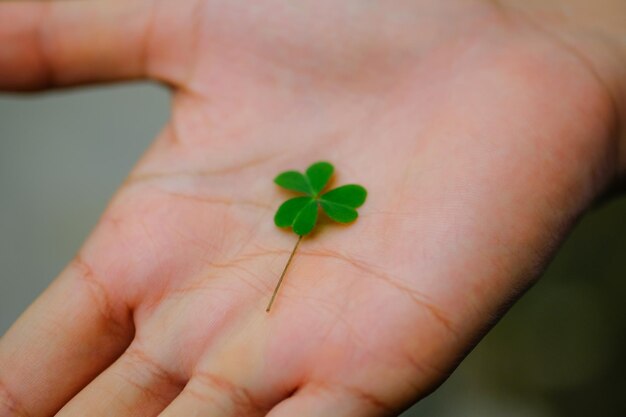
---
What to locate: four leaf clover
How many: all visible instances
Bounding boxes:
[267,161,368,312]
[274,161,367,236]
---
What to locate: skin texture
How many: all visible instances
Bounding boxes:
[0,0,625,415]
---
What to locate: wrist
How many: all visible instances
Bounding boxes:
[496,0,626,181]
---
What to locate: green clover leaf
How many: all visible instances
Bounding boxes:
[273,161,367,236]
[267,161,368,312]
[274,196,312,228]
[273,171,312,194]
[306,161,334,194]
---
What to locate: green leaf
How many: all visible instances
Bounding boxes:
[273,162,367,237]
[321,184,367,208]
[319,200,358,223]
[274,171,312,194]
[292,200,319,235]
[306,161,334,195]
[274,196,314,227]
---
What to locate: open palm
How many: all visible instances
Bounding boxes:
[0,0,621,416]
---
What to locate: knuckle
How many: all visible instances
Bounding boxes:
[0,378,29,417]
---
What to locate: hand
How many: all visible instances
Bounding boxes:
[1,1,624,416]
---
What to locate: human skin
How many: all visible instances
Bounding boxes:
[0,0,625,416]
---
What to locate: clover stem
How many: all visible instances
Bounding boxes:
[266,235,303,313]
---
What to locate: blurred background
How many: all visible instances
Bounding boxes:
[1,83,625,416]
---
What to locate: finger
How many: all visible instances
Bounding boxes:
[158,317,288,417]
[0,257,134,417]
[0,0,153,91]
[157,372,270,417]
[266,383,396,417]
[157,346,281,417]
[56,344,185,416]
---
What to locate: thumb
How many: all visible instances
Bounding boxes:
[0,0,154,91]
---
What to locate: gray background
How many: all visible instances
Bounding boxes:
[1,83,626,416]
